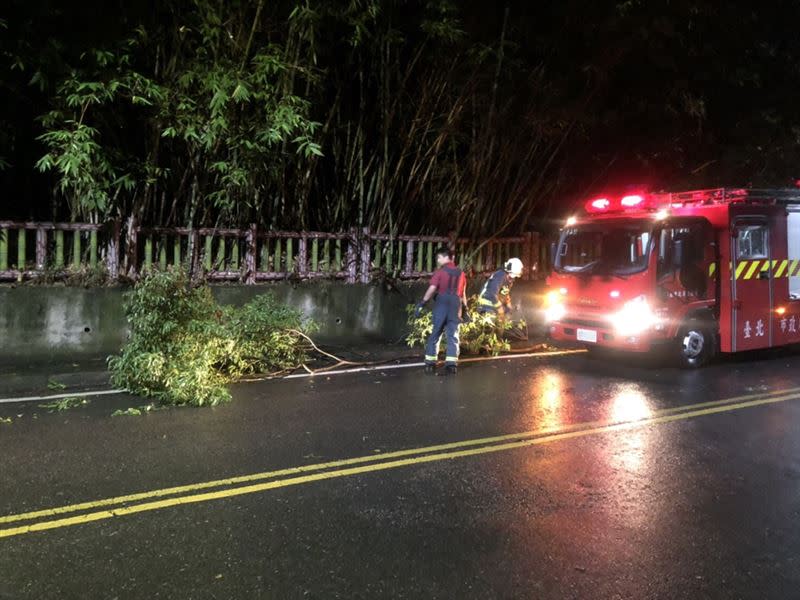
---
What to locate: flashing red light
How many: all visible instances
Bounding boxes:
[621,194,644,207]
[586,198,610,212]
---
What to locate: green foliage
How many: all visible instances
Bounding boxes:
[33,7,321,224]
[39,397,89,411]
[8,1,800,231]
[406,294,515,356]
[34,50,165,220]
[220,294,318,378]
[108,268,314,406]
[112,407,143,417]
[36,121,118,217]
[46,379,67,390]
[111,404,164,417]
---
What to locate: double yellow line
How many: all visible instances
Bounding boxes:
[3,386,800,540]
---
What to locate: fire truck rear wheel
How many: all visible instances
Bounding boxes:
[678,319,717,368]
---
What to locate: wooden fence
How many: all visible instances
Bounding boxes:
[0,220,551,284]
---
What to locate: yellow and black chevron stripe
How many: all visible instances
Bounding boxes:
[707,259,800,280]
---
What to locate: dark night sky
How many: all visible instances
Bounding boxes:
[2,0,800,231]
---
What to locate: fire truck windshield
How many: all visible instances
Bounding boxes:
[554,221,653,277]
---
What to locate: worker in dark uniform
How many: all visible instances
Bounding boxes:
[414,247,467,375]
[477,258,523,323]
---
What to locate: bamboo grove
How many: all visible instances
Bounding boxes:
[3,0,800,237]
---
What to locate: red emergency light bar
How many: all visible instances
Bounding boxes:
[584,194,648,213]
[620,194,644,207]
[583,188,800,215]
[586,198,610,212]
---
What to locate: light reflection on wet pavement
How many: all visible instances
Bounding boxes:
[2,350,800,598]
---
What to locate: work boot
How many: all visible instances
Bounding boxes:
[424,364,436,375]
[442,365,457,376]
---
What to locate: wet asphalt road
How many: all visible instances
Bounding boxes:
[2,350,800,599]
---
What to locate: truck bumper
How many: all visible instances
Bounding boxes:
[547,322,654,353]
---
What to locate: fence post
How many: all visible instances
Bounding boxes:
[485,241,494,273]
[298,236,307,276]
[522,232,533,281]
[448,230,458,253]
[245,223,257,284]
[35,227,46,270]
[346,228,358,283]
[188,229,199,280]
[360,227,372,283]
[106,220,120,281]
[404,239,414,277]
[125,216,138,278]
[530,231,541,279]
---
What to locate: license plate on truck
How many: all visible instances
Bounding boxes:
[577,329,597,343]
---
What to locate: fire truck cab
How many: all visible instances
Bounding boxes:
[544,188,800,367]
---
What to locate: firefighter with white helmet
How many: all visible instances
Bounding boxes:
[478,258,524,318]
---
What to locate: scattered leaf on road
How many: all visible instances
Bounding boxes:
[47,379,67,391]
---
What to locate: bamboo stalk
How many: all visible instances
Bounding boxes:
[174,236,181,266]
[426,241,432,272]
[72,231,81,268]
[17,229,25,270]
[311,238,318,272]
[274,238,282,272]
[90,230,98,268]
[215,237,226,271]
[54,230,64,268]
[260,241,269,273]
[204,236,212,270]
[144,236,153,270]
[0,229,7,271]
[160,235,168,270]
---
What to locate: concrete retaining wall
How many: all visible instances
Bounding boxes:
[0,280,545,363]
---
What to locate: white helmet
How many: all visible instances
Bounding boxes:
[505,257,523,278]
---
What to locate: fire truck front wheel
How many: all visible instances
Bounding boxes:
[677,319,718,368]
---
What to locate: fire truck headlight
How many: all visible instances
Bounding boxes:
[542,291,566,323]
[544,303,567,323]
[610,295,658,335]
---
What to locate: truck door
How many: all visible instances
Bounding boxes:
[731,217,773,351]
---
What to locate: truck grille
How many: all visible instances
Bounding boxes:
[561,317,607,329]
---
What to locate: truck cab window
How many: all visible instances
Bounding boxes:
[736,225,768,259]
[657,226,702,278]
[555,223,652,276]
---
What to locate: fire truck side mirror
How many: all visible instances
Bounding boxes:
[672,239,686,268]
[550,242,556,266]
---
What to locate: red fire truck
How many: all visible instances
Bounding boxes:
[544,188,800,367]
